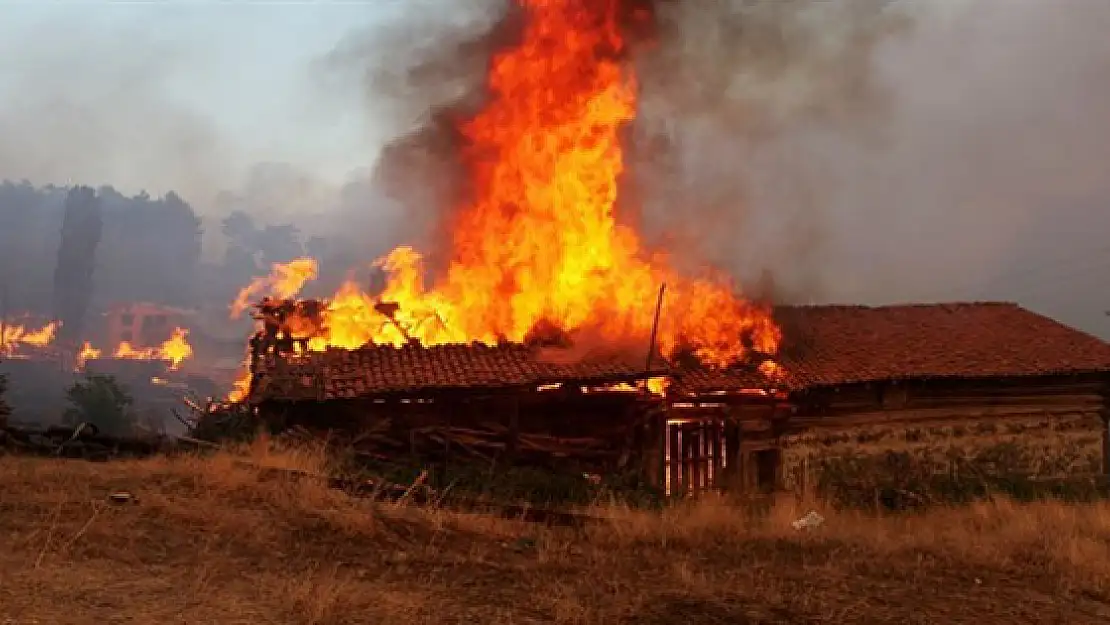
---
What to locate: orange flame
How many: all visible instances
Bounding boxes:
[0,321,59,356]
[96,327,195,370]
[75,342,102,370]
[233,0,779,376]
[227,369,251,403]
[157,327,194,369]
[230,258,318,319]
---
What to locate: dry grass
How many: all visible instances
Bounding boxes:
[2,441,1110,624]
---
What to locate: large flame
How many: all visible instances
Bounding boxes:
[235,0,779,384]
[230,258,318,319]
[77,327,194,371]
[0,321,59,356]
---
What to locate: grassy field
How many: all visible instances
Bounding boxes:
[2,440,1110,624]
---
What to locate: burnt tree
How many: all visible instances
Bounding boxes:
[52,186,103,347]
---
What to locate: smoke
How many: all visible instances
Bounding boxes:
[776,0,1110,337]
[322,0,908,295]
[627,0,910,300]
[0,11,231,206]
[313,0,509,267]
[0,6,382,260]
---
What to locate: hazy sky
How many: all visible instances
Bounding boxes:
[0,1,383,187]
[0,0,1107,339]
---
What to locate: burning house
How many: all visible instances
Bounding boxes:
[245,301,1110,495]
[250,343,666,476]
[103,302,192,350]
[225,1,1110,497]
[668,303,1110,493]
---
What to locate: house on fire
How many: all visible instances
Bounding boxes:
[248,302,1110,495]
[249,342,667,476]
[669,302,1110,493]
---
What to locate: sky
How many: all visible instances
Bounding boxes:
[0,1,382,190]
[0,0,1108,339]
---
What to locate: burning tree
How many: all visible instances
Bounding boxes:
[52,186,103,348]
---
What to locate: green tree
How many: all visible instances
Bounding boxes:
[64,375,134,435]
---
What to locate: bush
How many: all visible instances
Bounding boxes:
[64,374,135,436]
[0,372,10,424]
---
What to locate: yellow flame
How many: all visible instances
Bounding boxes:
[230,258,318,319]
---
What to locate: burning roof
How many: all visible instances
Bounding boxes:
[251,342,664,402]
[671,302,1110,394]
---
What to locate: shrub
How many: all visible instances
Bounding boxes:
[64,374,135,436]
[0,371,10,424]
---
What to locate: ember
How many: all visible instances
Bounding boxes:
[233,0,779,373]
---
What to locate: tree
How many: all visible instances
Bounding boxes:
[52,186,103,346]
[64,375,134,436]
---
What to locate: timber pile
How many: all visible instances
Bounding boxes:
[306,415,653,474]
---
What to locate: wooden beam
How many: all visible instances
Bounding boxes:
[790,405,1104,431]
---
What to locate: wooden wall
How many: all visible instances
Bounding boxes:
[789,375,1110,479]
[663,375,1110,496]
[789,376,1107,431]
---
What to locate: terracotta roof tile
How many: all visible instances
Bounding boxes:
[254,302,1110,401]
[253,342,661,401]
[774,302,1110,387]
[673,302,1110,393]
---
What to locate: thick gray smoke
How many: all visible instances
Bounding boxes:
[4,0,1108,343]
[314,0,507,266]
[0,13,230,211]
[318,0,1110,339]
[774,0,1110,338]
[628,0,909,301]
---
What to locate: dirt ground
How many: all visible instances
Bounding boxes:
[2,446,1109,624]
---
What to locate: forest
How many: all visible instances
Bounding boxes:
[0,179,355,321]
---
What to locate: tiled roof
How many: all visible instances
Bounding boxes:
[252,342,662,402]
[253,302,1110,401]
[673,302,1110,393]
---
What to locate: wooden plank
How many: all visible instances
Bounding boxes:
[668,420,682,495]
[689,424,702,494]
[904,394,1105,408]
[711,418,723,489]
[791,405,1103,431]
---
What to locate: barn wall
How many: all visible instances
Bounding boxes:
[789,376,1108,432]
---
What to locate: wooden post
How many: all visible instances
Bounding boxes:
[644,283,666,372]
[690,424,702,494]
[668,419,682,495]
[721,410,743,492]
